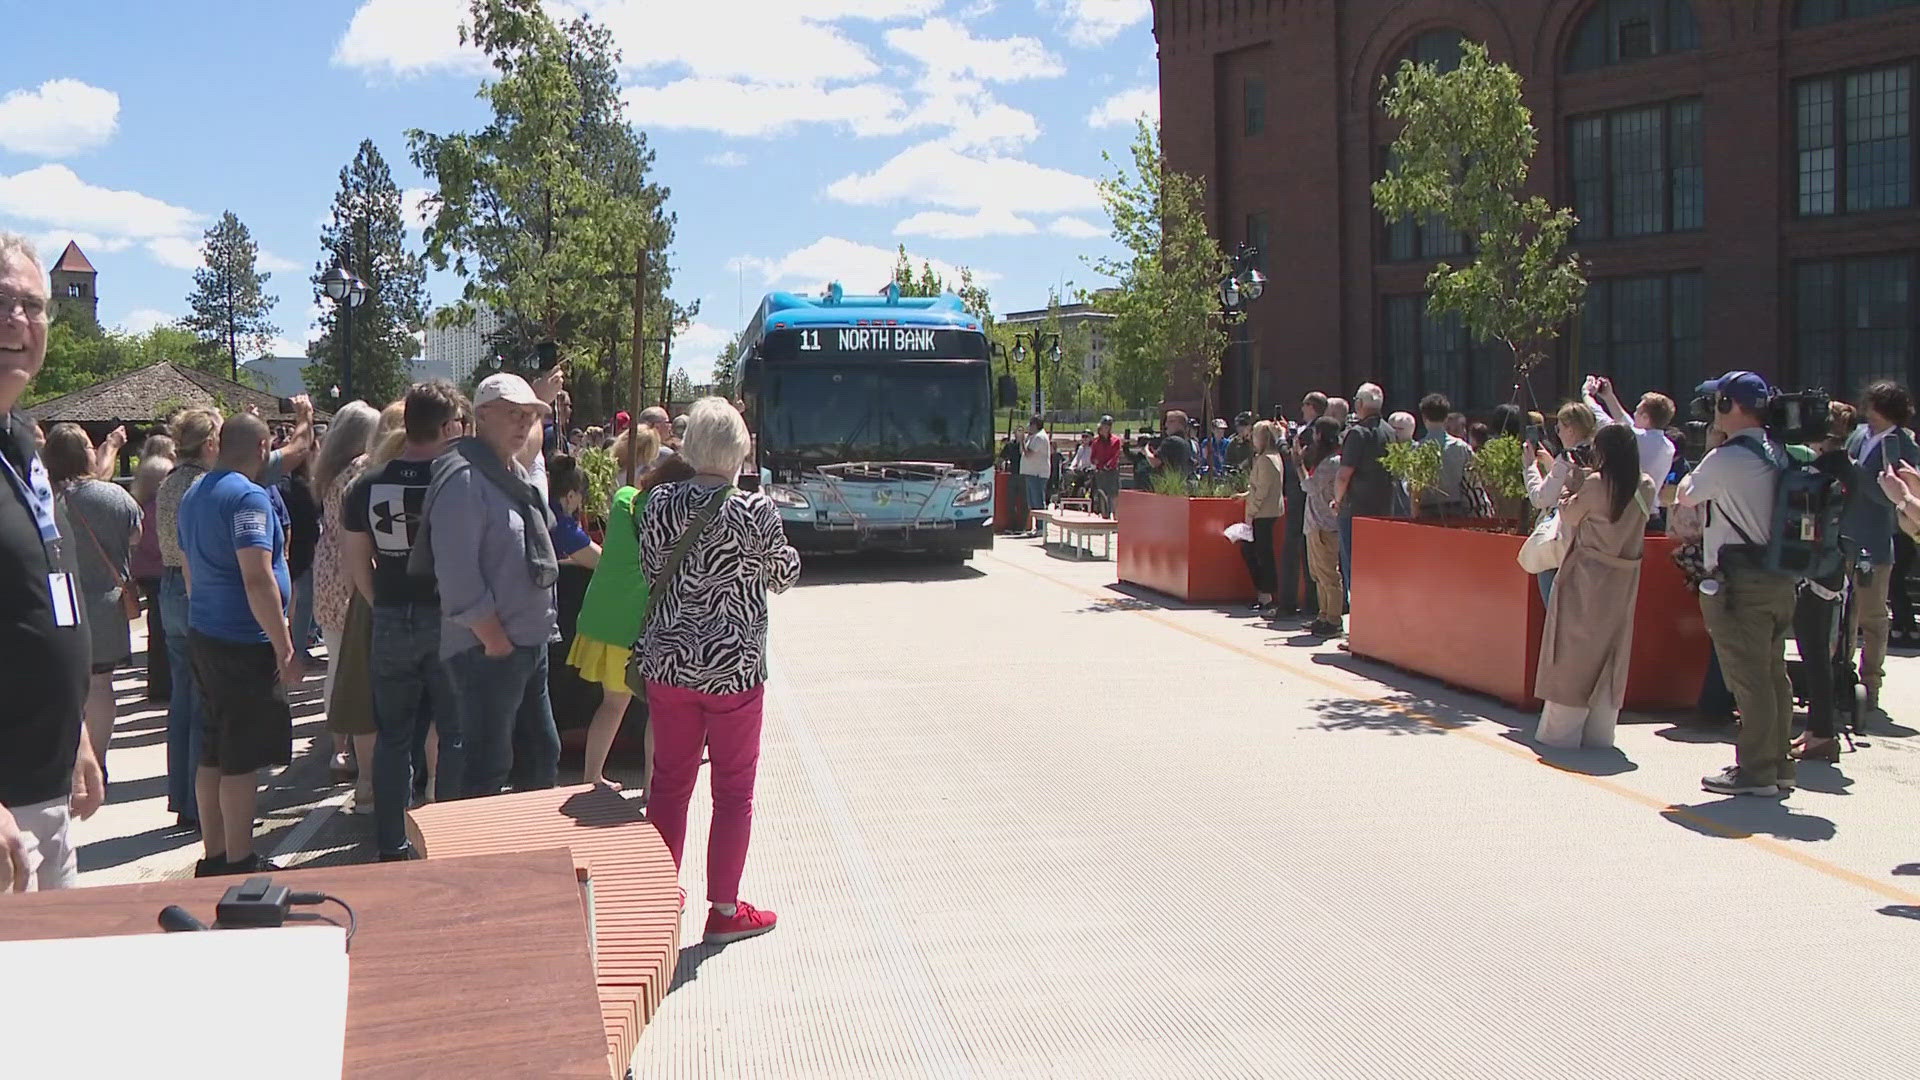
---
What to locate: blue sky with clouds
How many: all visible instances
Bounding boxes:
[1,0,1158,382]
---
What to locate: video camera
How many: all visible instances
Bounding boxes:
[1689,387,1831,446]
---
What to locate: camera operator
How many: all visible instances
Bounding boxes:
[1678,371,1798,798]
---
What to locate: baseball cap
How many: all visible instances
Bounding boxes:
[613,410,631,431]
[1099,414,1114,426]
[1695,371,1773,411]
[474,373,550,414]
[1212,417,1228,429]
[1234,411,1254,426]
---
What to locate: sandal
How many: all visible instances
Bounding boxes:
[1791,735,1840,762]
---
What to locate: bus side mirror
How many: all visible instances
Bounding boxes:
[998,374,1019,408]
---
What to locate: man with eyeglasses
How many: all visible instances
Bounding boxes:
[0,233,105,891]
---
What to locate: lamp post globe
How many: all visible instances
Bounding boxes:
[347,276,369,308]
[321,265,351,302]
[1221,278,1241,311]
[1243,267,1266,302]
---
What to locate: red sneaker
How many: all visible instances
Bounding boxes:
[703,900,777,944]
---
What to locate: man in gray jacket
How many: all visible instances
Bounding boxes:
[416,373,560,797]
[1843,380,1920,714]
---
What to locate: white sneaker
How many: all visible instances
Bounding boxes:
[1701,766,1778,797]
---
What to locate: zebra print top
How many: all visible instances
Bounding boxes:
[638,480,802,695]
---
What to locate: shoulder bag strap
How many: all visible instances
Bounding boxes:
[62,485,132,595]
[641,485,734,627]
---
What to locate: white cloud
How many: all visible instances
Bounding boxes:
[895,208,1036,240]
[1047,216,1105,240]
[668,321,735,384]
[730,236,992,295]
[884,18,1064,82]
[1088,86,1157,128]
[915,81,1039,152]
[266,336,312,360]
[333,0,483,78]
[0,165,199,239]
[826,143,1101,216]
[704,151,748,168]
[257,250,301,273]
[623,79,910,138]
[116,308,177,335]
[145,236,203,270]
[29,232,132,269]
[1045,0,1152,47]
[0,79,120,157]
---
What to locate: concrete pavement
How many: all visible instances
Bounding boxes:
[64,538,1920,1077]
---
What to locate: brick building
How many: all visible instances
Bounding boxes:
[1155,0,1920,419]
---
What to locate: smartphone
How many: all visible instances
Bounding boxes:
[1569,445,1593,468]
[535,340,560,371]
[1524,424,1543,445]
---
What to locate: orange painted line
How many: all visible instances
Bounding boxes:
[985,549,1920,907]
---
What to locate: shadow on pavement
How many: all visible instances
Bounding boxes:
[1307,695,1452,735]
[794,552,986,587]
[1528,743,1641,777]
[1660,798,1838,842]
[670,939,730,994]
[77,823,201,874]
[1876,905,1920,922]
[1893,863,1920,876]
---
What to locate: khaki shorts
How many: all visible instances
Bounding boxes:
[6,795,77,891]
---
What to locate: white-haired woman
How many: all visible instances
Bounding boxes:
[640,397,801,945]
[312,401,382,809]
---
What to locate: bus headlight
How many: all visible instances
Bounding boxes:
[765,484,810,510]
[954,483,992,506]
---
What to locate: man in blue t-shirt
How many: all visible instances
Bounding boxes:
[177,412,297,877]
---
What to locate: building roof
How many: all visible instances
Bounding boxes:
[51,241,95,275]
[27,360,328,426]
[1000,302,1116,323]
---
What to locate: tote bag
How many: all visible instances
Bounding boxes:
[1516,508,1567,574]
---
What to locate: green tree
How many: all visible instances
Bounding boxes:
[28,320,210,405]
[182,210,280,380]
[1372,41,1586,386]
[410,0,676,421]
[666,367,694,403]
[711,329,745,398]
[303,140,429,409]
[890,245,947,297]
[1088,119,1231,414]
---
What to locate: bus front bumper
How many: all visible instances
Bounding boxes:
[779,515,994,553]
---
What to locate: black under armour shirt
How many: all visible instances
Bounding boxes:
[341,456,441,605]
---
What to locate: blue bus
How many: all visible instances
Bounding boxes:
[737,284,1016,559]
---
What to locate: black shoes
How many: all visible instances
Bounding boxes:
[378,844,417,863]
[221,853,282,876]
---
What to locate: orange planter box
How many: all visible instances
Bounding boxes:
[994,471,1020,532]
[1117,490,1282,603]
[1347,518,1710,711]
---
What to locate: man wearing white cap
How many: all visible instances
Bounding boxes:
[409,372,562,798]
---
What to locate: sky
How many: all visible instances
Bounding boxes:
[1,0,1160,383]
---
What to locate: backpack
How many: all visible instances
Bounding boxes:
[1725,437,1848,581]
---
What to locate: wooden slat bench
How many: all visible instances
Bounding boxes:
[408,786,679,1079]
[1029,509,1119,560]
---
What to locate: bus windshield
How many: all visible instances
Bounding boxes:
[762,361,993,468]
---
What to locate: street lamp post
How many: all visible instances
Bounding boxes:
[1218,243,1267,420]
[1012,331,1062,418]
[320,256,368,404]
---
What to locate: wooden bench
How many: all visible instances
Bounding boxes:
[1029,509,1119,560]
[408,786,680,1079]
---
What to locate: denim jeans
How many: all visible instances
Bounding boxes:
[1022,474,1047,522]
[447,643,558,798]
[370,602,462,853]
[1337,515,1355,609]
[289,570,315,659]
[1537,568,1557,606]
[158,568,201,820]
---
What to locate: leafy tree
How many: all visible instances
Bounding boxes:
[1372,41,1586,388]
[410,0,676,421]
[889,245,948,297]
[303,139,429,409]
[28,320,211,405]
[711,329,745,399]
[1088,120,1231,414]
[182,210,280,379]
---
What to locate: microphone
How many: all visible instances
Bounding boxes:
[158,905,208,933]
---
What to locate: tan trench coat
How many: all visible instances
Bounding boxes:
[1535,474,1656,708]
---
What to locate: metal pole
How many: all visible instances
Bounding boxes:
[661,318,675,410]
[341,234,353,403]
[627,244,645,487]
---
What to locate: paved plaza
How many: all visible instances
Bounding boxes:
[73,537,1920,1078]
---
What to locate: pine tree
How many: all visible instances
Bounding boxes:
[182,211,279,379]
[303,140,429,408]
[711,329,745,399]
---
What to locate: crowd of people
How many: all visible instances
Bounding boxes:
[0,236,798,945]
[1011,365,1915,799]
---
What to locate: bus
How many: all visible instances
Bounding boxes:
[736,284,1016,559]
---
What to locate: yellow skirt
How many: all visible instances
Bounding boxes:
[567,633,632,696]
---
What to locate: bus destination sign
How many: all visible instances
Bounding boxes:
[761,326,987,362]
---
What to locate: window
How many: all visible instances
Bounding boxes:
[1380,147,1468,262]
[1405,29,1467,73]
[1797,64,1913,216]
[1578,272,1704,397]
[64,283,81,298]
[1795,254,1915,396]
[1244,76,1266,137]
[1795,0,1920,28]
[1568,99,1704,240]
[1381,296,1499,412]
[1245,213,1269,271]
[1565,0,1700,73]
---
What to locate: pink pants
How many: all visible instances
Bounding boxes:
[644,680,765,906]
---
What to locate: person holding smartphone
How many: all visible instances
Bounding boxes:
[1524,401,1599,603]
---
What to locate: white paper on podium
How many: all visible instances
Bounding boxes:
[0,924,349,1079]
[1223,521,1254,543]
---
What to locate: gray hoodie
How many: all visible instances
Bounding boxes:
[410,438,559,658]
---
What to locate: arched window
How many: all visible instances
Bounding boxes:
[1565,0,1700,72]
[1404,29,1467,73]
[1796,0,1920,27]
